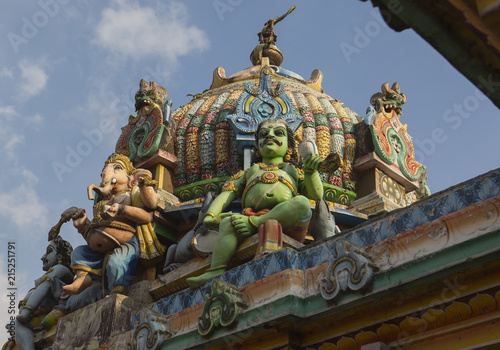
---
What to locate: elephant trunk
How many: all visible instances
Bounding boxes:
[87,184,104,201]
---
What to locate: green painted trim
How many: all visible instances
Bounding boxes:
[173,177,229,201]
[174,177,357,205]
[161,228,500,349]
[161,295,299,350]
[323,183,357,205]
[154,223,177,244]
[373,228,500,292]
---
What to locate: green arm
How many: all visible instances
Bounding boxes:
[203,170,246,229]
[301,155,324,201]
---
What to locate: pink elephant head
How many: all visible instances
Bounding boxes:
[87,153,152,200]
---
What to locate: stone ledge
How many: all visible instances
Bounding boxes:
[52,294,132,350]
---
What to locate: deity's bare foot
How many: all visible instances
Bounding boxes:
[16,308,32,324]
[231,214,259,237]
[186,267,226,289]
[62,275,92,295]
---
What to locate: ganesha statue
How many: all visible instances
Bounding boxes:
[62,153,164,296]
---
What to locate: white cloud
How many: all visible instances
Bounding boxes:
[25,113,44,127]
[18,60,49,99]
[0,182,48,235]
[21,169,40,185]
[0,67,14,78]
[0,109,42,159]
[94,0,209,61]
[0,106,21,160]
[3,133,24,159]
[0,106,18,120]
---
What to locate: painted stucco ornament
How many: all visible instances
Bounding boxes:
[228,66,301,134]
[161,192,216,274]
[321,239,376,301]
[62,153,164,296]
[186,119,342,288]
[406,170,432,205]
[116,79,173,161]
[367,82,426,182]
[9,236,73,350]
[130,309,171,350]
[309,198,340,240]
[198,279,247,336]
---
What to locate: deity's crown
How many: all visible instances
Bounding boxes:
[105,153,135,175]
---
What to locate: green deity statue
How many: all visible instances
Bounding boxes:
[186,119,323,288]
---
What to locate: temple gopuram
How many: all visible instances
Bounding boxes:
[4,3,500,350]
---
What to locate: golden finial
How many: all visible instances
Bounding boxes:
[250,5,296,66]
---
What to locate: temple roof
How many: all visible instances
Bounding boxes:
[168,12,364,204]
[365,0,500,109]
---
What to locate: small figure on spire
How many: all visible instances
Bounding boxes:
[251,5,296,66]
[258,5,296,45]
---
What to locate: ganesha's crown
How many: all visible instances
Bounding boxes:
[105,153,135,175]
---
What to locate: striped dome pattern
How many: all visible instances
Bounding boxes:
[171,74,360,202]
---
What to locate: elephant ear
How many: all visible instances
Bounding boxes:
[128,174,138,188]
[129,168,153,187]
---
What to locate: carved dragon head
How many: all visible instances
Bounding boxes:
[134,79,168,111]
[370,82,406,115]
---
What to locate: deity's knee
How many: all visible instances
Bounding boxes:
[290,195,313,219]
[219,216,235,235]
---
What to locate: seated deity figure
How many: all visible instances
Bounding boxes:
[13,236,73,350]
[63,153,162,296]
[186,119,323,288]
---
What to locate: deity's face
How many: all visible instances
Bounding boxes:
[99,160,130,195]
[257,121,288,160]
[41,242,58,271]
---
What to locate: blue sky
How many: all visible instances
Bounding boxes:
[1,0,499,343]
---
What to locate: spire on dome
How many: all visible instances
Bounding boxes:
[250,5,296,67]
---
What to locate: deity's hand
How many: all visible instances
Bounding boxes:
[71,208,86,220]
[101,203,122,220]
[302,154,322,171]
[203,212,233,229]
[71,208,88,230]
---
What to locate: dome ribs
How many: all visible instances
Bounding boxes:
[319,97,344,187]
[215,90,242,178]
[200,92,229,181]
[331,100,357,191]
[174,98,206,188]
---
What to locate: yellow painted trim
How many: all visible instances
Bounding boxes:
[275,96,287,113]
[245,96,255,113]
[71,264,102,277]
[302,258,500,345]
[397,309,500,350]
[155,164,165,189]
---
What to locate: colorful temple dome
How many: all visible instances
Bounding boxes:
[115,6,427,216]
[170,58,362,205]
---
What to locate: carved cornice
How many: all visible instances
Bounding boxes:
[198,279,248,336]
[321,239,376,301]
[307,287,500,349]
[129,309,171,350]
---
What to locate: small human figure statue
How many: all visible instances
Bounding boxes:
[186,119,323,288]
[258,5,296,45]
[13,236,73,350]
[62,153,162,296]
